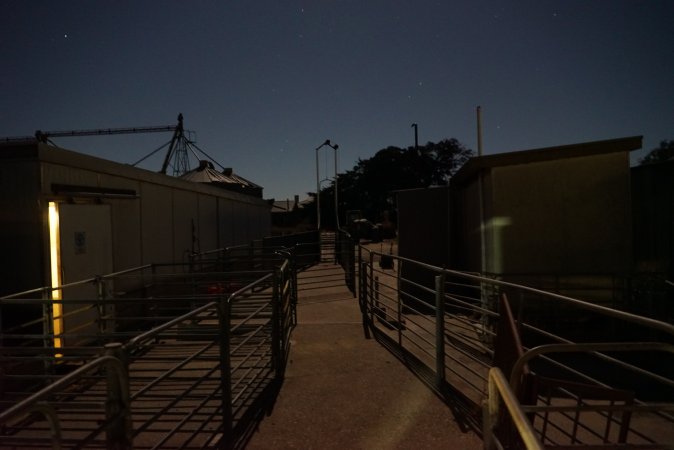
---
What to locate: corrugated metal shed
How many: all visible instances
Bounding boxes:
[451,135,642,187]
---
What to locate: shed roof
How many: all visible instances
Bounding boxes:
[451,136,642,187]
[180,160,263,197]
[0,141,269,205]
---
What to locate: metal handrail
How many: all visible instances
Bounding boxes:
[0,355,125,425]
[1,264,154,300]
[0,234,309,448]
[510,342,674,392]
[484,367,544,450]
[123,300,217,351]
[1,233,304,302]
[359,246,674,337]
[358,244,674,446]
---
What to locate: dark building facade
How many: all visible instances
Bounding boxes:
[397,136,643,309]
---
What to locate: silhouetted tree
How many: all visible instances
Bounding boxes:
[333,138,472,225]
[640,140,674,165]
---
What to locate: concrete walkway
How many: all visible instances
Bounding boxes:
[245,263,481,449]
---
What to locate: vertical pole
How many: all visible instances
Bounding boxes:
[218,299,233,447]
[334,146,339,230]
[104,343,132,450]
[42,288,52,367]
[477,106,483,157]
[368,252,375,324]
[349,235,356,297]
[358,261,370,339]
[315,148,321,230]
[397,259,403,346]
[483,374,498,450]
[334,228,339,265]
[477,105,488,315]
[435,274,446,388]
[290,252,298,327]
[357,244,362,301]
[272,268,282,379]
[96,276,106,337]
[374,276,380,316]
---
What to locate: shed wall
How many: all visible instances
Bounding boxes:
[0,160,44,296]
[487,152,631,275]
[1,143,270,293]
[140,182,174,264]
[198,195,218,252]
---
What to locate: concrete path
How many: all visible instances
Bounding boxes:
[245,263,481,449]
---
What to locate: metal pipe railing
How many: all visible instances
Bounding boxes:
[511,342,674,395]
[0,349,131,448]
[483,367,544,450]
[0,235,308,449]
[358,244,674,446]
[359,246,674,337]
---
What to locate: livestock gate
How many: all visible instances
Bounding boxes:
[357,244,674,449]
[0,231,319,449]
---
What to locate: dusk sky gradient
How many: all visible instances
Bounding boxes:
[2,1,673,201]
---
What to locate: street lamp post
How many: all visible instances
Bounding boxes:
[314,139,339,230]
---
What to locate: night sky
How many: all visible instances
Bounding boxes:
[2,1,673,201]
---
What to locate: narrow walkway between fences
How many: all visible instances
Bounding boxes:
[245,262,481,449]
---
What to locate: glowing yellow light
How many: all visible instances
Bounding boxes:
[48,202,63,351]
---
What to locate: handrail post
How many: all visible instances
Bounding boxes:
[484,368,544,450]
[272,268,282,379]
[359,260,371,339]
[217,298,233,448]
[96,276,107,337]
[358,261,367,311]
[435,274,446,388]
[369,252,375,324]
[290,249,298,326]
[42,287,53,367]
[482,398,496,450]
[349,234,356,297]
[357,244,362,299]
[374,276,380,314]
[397,256,403,346]
[103,343,132,450]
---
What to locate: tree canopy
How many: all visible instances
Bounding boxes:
[640,140,674,165]
[311,138,472,227]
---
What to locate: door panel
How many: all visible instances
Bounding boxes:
[58,204,113,343]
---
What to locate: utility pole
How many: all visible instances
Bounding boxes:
[476,106,483,156]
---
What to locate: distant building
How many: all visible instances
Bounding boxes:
[270,195,314,235]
